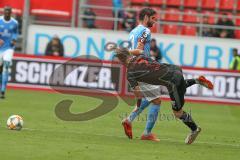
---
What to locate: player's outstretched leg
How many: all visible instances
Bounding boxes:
[122,98,150,139]
[1,61,10,99]
[185,79,197,88]
[185,76,214,90]
[141,98,161,142]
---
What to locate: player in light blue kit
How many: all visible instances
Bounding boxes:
[122,8,162,141]
[0,6,19,99]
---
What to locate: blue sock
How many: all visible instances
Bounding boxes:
[128,98,150,122]
[1,62,9,93]
[144,104,160,135]
[1,71,8,93]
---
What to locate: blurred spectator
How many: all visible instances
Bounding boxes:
[219,30,230,38]
[112,0,124,19]
[122,10,136,32]
[150,39,162,62]
[83,8,96,28]
[45,36,64,57]
[215,13,235,38]
[15,16,22,34]
[198,15,216,37]
[230,48,240,70]
[14,15,23,51]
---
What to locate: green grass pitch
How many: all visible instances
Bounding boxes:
[0,89,240,160]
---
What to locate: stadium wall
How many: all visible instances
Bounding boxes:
[26,25,240,69]
[9,54,240,106]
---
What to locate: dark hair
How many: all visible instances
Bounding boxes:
[151,38,156,42]
[4,6,12,11]
[115,48,130,65]
[139,8,156,21]
[233,48,238,53]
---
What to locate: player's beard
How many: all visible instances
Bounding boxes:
[147,21,154,28]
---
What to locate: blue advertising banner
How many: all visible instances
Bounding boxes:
[27,25,240,69]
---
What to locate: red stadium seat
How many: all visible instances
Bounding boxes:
[183,0,199,8]
[235,14,240,26]
[149,0,164,5]
[202,11,216,24]
[202,0,217,9]
[131,0,148,4]
[30,0,73,17]
[88,0,114,30]
[162,25,178,34]
[162,8,181,21]
[181,26,197,36]
[87,0,113,30]
[131,5,143,12]
[219,0,234,10]
[0,0,24,15]
[235,30,240,39]
[150,24,158,33]
[183,9,199,23]
[237,0,240,11]
[166,0,182,7]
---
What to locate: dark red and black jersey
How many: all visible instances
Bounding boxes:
[127,55,182,89]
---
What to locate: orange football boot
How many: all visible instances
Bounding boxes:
[197,76,214,90]
[141,133,160,142]
[122,118,133,139]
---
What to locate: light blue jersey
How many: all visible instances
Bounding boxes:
[0,16,19,53]
[128,24,151,57]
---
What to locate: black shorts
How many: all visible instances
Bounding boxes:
[167,69,186,111]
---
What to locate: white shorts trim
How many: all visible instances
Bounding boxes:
[0,49,14,62]
[138,82,163,102]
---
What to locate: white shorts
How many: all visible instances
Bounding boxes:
[0,49,14,63]
[138,82,163,102]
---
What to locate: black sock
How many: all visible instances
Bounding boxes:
[185,79,196,88]
[179,111,197,131]
[1,92,5,97]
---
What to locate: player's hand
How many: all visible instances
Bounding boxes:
[136,42,144,50]
[0,39,4,47]
[133,86,143,99]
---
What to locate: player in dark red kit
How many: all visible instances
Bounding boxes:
[115,47,214,144]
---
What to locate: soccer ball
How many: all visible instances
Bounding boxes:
[7,115,24,131]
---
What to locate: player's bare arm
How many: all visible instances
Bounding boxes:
[0,39,4,47]
[129,31,147,56]
[129,48,144,55]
